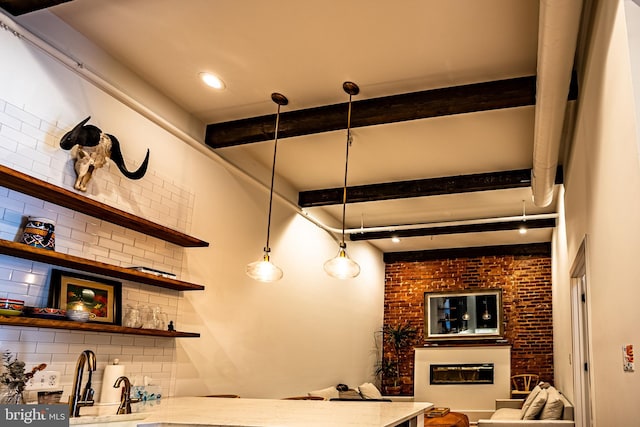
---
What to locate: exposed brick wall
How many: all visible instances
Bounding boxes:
[383,252,553,395]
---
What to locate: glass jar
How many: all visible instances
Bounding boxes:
[140,305,156,329]
[123,304,142,328]
[155,308,167,330]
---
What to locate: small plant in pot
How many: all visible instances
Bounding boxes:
[376,323,417,395]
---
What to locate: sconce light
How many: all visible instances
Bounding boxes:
[324,82,361,279]
[246,93,288,282]
[462,312,470,321]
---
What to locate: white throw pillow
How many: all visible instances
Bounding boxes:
[519,384,541,417]
[539,386,564,420]
[308,386,339,400]
[358,382,383,399]
[522,388,548,420]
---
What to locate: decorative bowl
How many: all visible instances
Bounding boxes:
[0,298,24,312]
[66,309,90,322]
[25,307,66,319]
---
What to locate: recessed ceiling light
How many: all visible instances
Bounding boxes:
[391,236,401,243]
[199,72,225,90]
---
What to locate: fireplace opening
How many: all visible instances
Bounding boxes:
[430,363,494,385]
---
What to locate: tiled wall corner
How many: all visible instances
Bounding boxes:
[0,98,198,402]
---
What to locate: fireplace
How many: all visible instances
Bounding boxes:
[414,346,510,415]
[430,363,494,385]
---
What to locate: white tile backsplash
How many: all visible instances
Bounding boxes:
[0,98,195,402]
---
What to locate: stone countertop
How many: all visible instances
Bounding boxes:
[71,397,433,427]
[69,402,154,425]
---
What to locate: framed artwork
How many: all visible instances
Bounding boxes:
[48,269,122,325]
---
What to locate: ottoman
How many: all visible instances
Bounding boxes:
[424,411,470,427]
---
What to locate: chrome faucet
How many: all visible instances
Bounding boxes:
[69,349,97,417]
[114,376,140,414]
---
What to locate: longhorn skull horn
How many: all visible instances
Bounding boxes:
[59,116,99,150]
[107,134,150,180]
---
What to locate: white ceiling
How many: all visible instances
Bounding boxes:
[19,0,574,253]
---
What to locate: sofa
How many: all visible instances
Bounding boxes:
[477,384,574,426]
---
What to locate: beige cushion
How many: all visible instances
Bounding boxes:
[490,408,522,420]
[519,384,542,416]
[539,386,564,420]
[357,382,383,399]
[308,386,339,400]
[522,388,548,419]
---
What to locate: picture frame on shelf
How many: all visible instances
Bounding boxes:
[48,269,122,325]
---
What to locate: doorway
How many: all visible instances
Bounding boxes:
[570,237,593,427]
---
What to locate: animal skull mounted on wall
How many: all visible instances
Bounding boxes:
[60,116,150,191]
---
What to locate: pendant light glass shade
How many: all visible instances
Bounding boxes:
[324,82,361,279]
[246,93,288,282]
[324,244,361,279]
[246,250,283,282]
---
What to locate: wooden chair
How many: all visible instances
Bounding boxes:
[510,374,539,398]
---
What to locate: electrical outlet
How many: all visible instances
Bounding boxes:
[25,371,60,390]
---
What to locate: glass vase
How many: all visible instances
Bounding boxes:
[1,387,25,404]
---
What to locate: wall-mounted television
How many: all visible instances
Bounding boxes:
[424,289,503,340]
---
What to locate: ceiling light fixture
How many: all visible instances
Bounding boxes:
[246,93,288,282]
[391,236,401,244]
[519,199,528,235]
[324,82,361,280]
[199,72,225,90]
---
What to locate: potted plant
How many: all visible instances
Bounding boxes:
[376,323,417,395]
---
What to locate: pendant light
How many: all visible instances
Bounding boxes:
[246,93,288,282]
[482,298,492,321]
[324,82,361,279]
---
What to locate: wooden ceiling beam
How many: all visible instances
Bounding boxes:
[349,218,556,241]
[383,242,551,263]
[298,167,563,207]
[0,0,72,15]
[206,74,578,148]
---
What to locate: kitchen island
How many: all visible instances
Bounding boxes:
[71,396,433,427]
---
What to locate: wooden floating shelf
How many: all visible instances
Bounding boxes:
[0,165,209,248]
[0,315,199,337]
[0,240,204,291]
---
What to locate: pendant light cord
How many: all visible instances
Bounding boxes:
[264,102,283,253]
[340,93,353,247]
[339,81,359,247]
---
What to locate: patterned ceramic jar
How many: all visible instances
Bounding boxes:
[21,217,55,250]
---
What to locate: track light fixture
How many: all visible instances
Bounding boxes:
[324,82,361,279]
[519,199,528,235]
[246,93,288,282]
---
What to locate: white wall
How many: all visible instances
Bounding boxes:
[0,10,385,402]
[550,186,574,401]
[562,0,640,423]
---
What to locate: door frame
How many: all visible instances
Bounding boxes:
[569,236,593,427]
